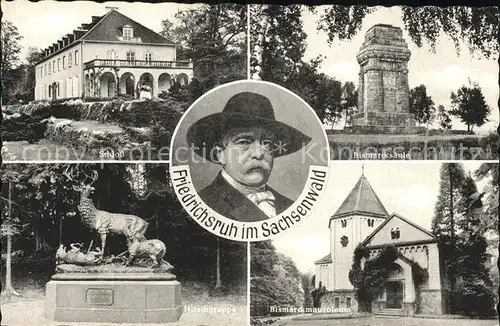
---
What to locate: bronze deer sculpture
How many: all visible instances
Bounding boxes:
[64,166,149,261]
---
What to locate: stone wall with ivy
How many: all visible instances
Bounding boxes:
[348,244,429,313]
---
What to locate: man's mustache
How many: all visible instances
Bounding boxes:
[243,161,271,173]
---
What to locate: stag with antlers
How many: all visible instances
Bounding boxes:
[64,165,149,261]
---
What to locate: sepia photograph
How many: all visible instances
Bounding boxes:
[0,163,247,325]
[1,1,247,162]
[250,162,498,325]
[170,80,329,241]
[250,5,498,160]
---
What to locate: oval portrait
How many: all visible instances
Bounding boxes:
[170,80,329,241]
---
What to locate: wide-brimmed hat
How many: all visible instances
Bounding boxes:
[186,92,312,163]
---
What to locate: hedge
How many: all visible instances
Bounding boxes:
[3,99,186,128]
[2,113,48,143]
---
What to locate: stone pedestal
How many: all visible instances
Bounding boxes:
[45,271,182,323]
[352,24,418,133]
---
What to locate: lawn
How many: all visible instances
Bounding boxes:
[328,133,499,160]
[52,118,124,134]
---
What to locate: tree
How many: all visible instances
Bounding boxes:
[25,47,45,94]
[1,171,23,299]
[473,163,499,235]
[251,241,304,317]
[432,163,469,237]
[341,81,358,128]
[432,163,496,315]
[1,21,23,92]
[409,85,436,128]
[449,81,491,132]
[432,163,468,313]
[250,5,307,84]
[250,5,269,80]
[318,6,498,59]
[250,6,345,123]
[436,105,452,130]
[301,272,314,309]
[160,4,246,95]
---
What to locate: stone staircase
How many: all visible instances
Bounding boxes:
[374,309,407,318]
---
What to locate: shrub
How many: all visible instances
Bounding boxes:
[107,100,184,128]
[2,114,48,143]
[454,280,497,317]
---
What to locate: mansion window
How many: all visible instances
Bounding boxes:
[44,64,47,76]
[63,56,66,69]
[346,297,351,309]
[75,50,79,65]
[367,219,375,227]
[68,53,72,67]
[53,60,56,72]
[123,25,133,40]
[145,52,152,62]
[340,235,349,247]
[391,227,400,240]
[341,220,347,228]
[126,51,135,61]
[108,50,118,60]
[48,62,51,75]
[334,297,340,309]
[58,59,61,71]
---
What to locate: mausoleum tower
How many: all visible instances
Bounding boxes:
[328,170,388,292]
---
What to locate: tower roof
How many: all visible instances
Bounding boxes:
[331,172,389,219]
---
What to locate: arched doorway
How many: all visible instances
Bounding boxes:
[177,73,189,86]
[120,72,135,97]
[100,72,116,98]
[85,74,91,97]
[51,82,58,101]
[138,73,154,98]
[158,73,172,93]
[386,264,404,309]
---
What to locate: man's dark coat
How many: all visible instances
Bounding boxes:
[198,173,294,222]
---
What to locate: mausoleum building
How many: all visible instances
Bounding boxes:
[35,9,193,101]
[315,171,444,316]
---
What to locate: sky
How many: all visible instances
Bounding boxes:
[1,1,195,60]
[272,161,493,274]
[301,6,499,133]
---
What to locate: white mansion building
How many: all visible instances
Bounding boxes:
[315,171,444,315]
[35,9,193,101]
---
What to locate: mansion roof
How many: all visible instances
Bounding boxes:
[331,173,389,219]
[39,9,174,63]
[83,10,174,44]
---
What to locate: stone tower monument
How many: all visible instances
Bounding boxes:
[351,24,419,133]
